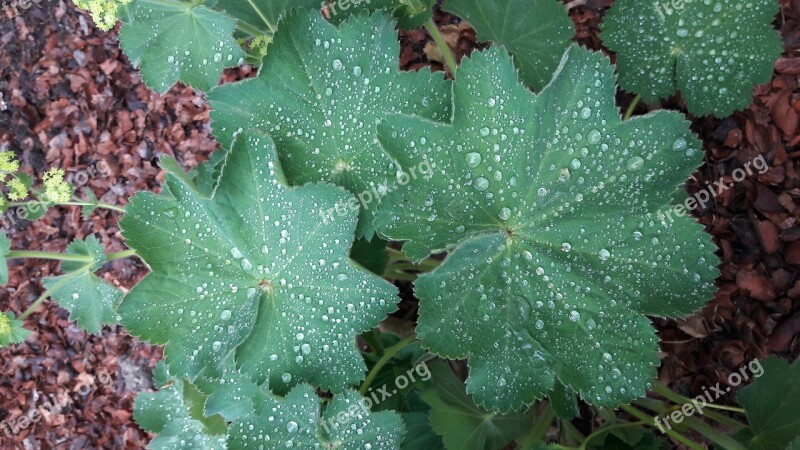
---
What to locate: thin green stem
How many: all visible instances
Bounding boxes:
[425,18,458,77]
[682,416,748,450]
[358,333,417,395]
[6,251,92,262]
[106,249,138,261]
[620,404,704,450]
[7,200,125,213]
[18,268,86,319]
[517,405,556,450]
[246,0,276,33]
[578,421,645,450]
[623,94,642,120]
[649,381,747,427]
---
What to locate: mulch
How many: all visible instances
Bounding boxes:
[0,0,797,448]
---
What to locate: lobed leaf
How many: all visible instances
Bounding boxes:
[601,0,782,116]
[374,45,719,410]
[212,0,320,33]
[119,132,399,393]
[209,10,452,239]
[119,0,245,93]
[443,0,574,91]
[735,357,800,450]
[228,384,406,449]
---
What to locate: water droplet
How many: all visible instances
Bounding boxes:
[474,177,490,191]
[286,421,298,433]
[465,152,482,168]
[479,127,490,137]
[599,249,611,261]
[332,59,344,71]
[570,159,582,170]
[281,373,292,383]
[220,310,232,320]
[569,311,580,322]
[498,207,511,221]
[212,341,222,351]
[588,129,602,144]
[626,156,644,171]
[561,242,572,252]
[352,65,362,76]
[673,138,688,152]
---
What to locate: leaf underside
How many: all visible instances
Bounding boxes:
[208,10,452,239]
[375,45,719,411]
[602,0,782,116]
[119,132,398,394]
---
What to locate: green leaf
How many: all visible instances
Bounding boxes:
[374,45,719,410]
[361,331,427,412]
[442,0,574,91]
[549,379,579,420]
[351,237,390,277]
[0,234,9,285]
[212,0,319,33]
[401,411,444,450]
[736,357,800,450]
[208,10,452,239]
[42,236,120,333]
[81,188,99,219]
[0,311,30,348]
[588,426,668,450]
[43,273,120,334]
[194,357,271,422]
[228,384,406,449]
[420,360,533,450]
[119,0,245,93]
[601,0,782,117]
[118,132,399,393]
[134,378,228,449]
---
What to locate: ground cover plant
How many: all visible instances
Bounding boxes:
[0,0,798,449]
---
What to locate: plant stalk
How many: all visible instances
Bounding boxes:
[425,18,458,77]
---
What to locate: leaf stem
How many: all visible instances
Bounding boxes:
[517,404,555,450]
[619,404,705,450]
[425,18,458,77]
[245,0,276,33]
[6,200,126,213]
[577,421,646,450]
[648,381,747,426]
[106,249,138,261]
[623,94,642,120]
[18,268,86,319]
[6,251,92,262]
[358,333,417,396]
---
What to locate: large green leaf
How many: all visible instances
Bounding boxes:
[208,10,452,239]
[601,0,782,117]
[119,133,399,393]
[736,357,800,450]
[43,236,121,334]
[374,45,719,410]
[443,0,574,91]
[119,0,245,93]
[229,384,405,449]
[420,360,533,450]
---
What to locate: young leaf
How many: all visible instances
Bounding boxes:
[134,378,228,449]
[735,357,800,450]
[374,45,719,410]
[442,0,574,91]
[0,311,30,348]
[0,234,9,285]
[601,0,782,117]
[208,10,452,239]
[549,380,579,420]
[419,360,534,450]
[43,236,121,333]
[119,0,245,93]
[118,132,399,393]
[228,384,406,449]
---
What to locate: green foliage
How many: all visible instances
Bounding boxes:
[209,10,451,238]
[0,234,9,285]
[443,0,573,91]
[420,360,534,450]
[0,311,29,348]
[119,0,245,93]
[736,357,800,450]
[374,45,718,410]
[587,427,668,450]
[43,236,121,333]
[212,0,319,33]
[549,380,579,420]
[118,133,399,392]
[229,384,406,449]
[326,0,435,29]
[602,0,782,116]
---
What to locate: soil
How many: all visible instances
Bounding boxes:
[0,0,797,448]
